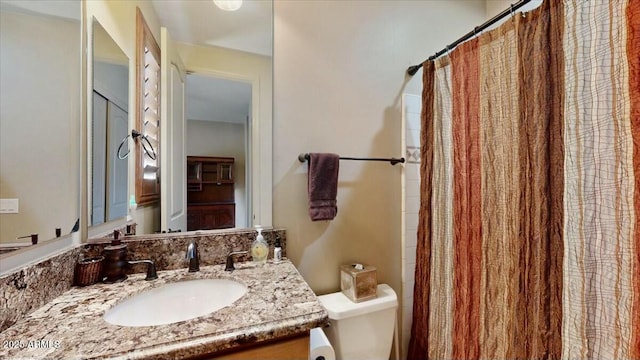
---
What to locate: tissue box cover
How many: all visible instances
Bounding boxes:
[340,264,377,302]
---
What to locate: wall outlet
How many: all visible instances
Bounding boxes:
[0,198,19,213]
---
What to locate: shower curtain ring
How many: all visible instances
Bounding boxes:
[510,4,515,18]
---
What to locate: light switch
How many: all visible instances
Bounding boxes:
[0,198,19,213]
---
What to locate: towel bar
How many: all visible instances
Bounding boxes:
[298,153,405,165]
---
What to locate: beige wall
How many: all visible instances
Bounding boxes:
[187,121,245,161]
[273,1,486,297]
[0,10,80,243]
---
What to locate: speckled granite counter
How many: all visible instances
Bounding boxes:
[0,259,328,359]
[0,228,286,332]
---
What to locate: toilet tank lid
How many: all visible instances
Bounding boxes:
[317,284,398,321]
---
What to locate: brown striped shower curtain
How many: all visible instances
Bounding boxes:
[408,1,640,359]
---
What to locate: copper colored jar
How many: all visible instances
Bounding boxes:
[102,244,128,283]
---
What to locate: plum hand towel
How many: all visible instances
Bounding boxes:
[307,153,340,221]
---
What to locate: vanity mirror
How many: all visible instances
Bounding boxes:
[0,0,273,272]
[124,0,274,234]
[0,0,81,254]
[90,18,129,226]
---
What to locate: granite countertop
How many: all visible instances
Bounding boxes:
[0,259,328,359]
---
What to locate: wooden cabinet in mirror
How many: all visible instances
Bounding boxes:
[135,7,161,206]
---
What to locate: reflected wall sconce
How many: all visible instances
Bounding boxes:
[214,0,243,11]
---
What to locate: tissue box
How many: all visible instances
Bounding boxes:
[340,264,377,302]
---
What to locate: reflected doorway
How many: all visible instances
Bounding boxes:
[185,73,252,229]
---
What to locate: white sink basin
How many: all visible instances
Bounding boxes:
[104,279,247,327]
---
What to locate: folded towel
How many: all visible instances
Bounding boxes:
[308,153,340,221]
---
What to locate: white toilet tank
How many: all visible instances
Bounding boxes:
[317,284,397,360]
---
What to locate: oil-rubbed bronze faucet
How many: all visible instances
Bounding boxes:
[225,251,248,272]
[127,260,158,280]
[186,240,200,272]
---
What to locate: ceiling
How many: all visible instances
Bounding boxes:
[151,0,272,57]
[186,74,252,124]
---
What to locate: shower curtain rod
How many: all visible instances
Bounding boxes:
[298,153,405,165]
[406,0,532,76]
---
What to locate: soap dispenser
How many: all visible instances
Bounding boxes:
[251,226,268,266]
[103,230,128,283]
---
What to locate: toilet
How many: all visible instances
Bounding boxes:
[316,284,398,360]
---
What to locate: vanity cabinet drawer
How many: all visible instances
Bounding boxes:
[206,333,309,360]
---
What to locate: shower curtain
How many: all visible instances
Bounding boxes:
[408,1,639,359]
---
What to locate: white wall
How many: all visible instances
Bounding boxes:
[273,0,486,295]
[187,120,247,227]
[0,10,80,243]
[401,94,422,359]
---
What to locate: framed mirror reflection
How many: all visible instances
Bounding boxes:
[91,18,129,226]
[0,0,81,255]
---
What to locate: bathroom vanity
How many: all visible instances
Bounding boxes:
[0,260,328,359]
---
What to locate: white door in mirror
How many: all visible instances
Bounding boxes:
[103,279,247,327]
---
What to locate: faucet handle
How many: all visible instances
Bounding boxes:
[127,259,158,281]
[17,234,39,245]
[145,261,158,280]
[225,251,248,272]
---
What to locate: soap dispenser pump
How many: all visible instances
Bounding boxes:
[251,226,268,266]
[103,230,128,283]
